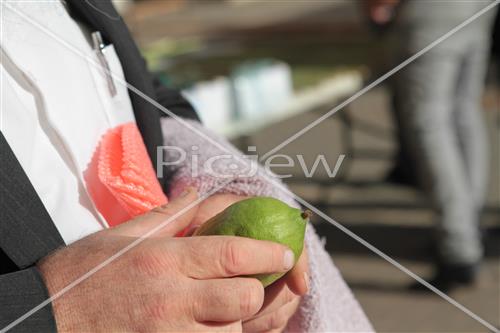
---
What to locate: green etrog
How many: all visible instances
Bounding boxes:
[193,197,309,287]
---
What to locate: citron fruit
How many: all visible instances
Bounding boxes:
[193,197,309,287]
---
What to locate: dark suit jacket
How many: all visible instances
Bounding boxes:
[0,1,198,331]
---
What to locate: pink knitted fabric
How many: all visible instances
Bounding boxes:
[161,118,374,332]
[85,123,168,227]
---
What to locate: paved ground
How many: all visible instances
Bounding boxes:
[249,86,500,332]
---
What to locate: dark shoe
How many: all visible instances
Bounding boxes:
[409,263,478,293]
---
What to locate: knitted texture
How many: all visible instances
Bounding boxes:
[86,123,168,227]
[161,118,374,332]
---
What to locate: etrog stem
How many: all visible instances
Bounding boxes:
[301,210,312,220]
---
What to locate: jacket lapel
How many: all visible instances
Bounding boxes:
[65,0,163,175]
[0,133,64,268]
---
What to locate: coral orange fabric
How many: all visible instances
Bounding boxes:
[85,122,168,227]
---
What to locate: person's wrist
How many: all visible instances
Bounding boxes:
[37,252,68,331]
[37,245,85,332]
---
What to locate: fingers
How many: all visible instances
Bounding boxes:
[198,321,242,332]
[283,248,309,296]
[250,279,299,319]
[179,236,295,279]
[109,187,199,237]
[242,296,300,332]
[190,194,249,227]
[192,278,264,322]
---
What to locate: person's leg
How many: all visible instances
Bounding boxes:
[397,49,482,267]
[385,89,419,187]
[453,42,491,211]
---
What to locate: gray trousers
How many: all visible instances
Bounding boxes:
[394,1,495,264]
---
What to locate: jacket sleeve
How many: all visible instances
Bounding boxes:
[160,118,374,332]
[0,267,57,332]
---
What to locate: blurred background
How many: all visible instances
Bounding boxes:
[119,0,498,331]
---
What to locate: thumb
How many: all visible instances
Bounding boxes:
[284,248,309,296]
[109,187,199,238]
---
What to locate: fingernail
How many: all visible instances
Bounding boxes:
[284,250,295,270]
[303,272,310,293]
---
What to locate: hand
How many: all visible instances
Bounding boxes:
[188,193,249,231]
[187,193,310,332]
[242,250,309,332]
[37,189,296,332]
